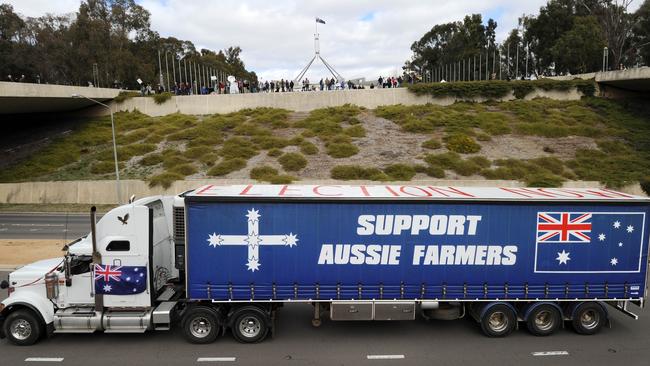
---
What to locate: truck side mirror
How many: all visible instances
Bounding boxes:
[0,280,8,289]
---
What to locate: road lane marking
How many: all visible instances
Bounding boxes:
[197,357,237,362]
[367,355,405,360]
[25,357,64,362]
[531,351,569,356]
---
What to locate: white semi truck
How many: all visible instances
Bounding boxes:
[1,185,648,346]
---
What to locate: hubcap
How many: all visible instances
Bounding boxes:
[580,309,600,330]
[488,311,508,333]
[189,317,212,338]
[238,316,261,338]
[10,319,32,341]
[534,310,555,331]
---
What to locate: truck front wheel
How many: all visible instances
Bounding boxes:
[231,307,269,343]
[182,307,220,344]
[480,304,516,337]
[3,309,42,346]
[572,302,606,335]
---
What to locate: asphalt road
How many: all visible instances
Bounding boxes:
[0,213,95,239]
[0,268,648,366]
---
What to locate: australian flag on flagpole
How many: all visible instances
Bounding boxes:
[316,17,326,24]
[94,264,147,295]
[535,211,646,273]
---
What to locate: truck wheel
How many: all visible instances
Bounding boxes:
[3,309,42,346]
[182,307,220,344]
[231,307,269,343]
[480,304,516,337]
[527,304,561,336]
[572,302,605,335]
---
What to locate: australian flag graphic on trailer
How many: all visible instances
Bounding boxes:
[535,212,646,273]
[94,264,147,295]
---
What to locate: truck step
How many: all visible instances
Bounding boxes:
[156,287,176,301]
[54,329,96,334]
[103,328,147,333]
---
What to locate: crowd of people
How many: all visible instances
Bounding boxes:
[257,76,378,92]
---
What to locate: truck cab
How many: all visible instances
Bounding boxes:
[0,195,180,345]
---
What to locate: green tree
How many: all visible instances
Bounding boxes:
[551,16,606,73]
[633,0,650,65]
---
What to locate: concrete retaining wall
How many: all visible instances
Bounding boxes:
[109,87,583,116]
[0,179,643,205]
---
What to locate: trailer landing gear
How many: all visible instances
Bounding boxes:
[311,303,322,327]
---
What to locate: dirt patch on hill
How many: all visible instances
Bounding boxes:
[479,135,598,160]
[0,239,65,266]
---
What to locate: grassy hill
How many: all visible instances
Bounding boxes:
[1,97,649,194]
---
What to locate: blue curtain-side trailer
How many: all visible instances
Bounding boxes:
[1,185,648,345]
[180,185,650,342]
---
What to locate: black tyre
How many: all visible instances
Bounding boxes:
[182,307,220,344]
[572,302,606,335]
[480,304,517,337]
[231,307,269,343]
[526,304,561,336]
[3,309,42,346]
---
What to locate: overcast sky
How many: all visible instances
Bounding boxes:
[4,0,643,81]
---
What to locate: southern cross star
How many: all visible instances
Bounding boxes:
[610,258,619,266]
[284,232,299,247]
[556,250,571,265]
[627,225,634,233]
[207,232,222,247]
[246,258,261,272]
[613,221,621,229]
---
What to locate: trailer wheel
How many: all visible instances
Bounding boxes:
[182,307,220,344]
[3,309,42,346]
[526,304,561,336]
[231,307,269,343]
[572,302,606,335]
[480,304,516,337]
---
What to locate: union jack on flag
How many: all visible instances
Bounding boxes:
[94,264,122,282]
[537,212,592,243]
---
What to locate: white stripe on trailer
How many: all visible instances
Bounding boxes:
[531,351,569,356]
[197,357,237,362]
[367,354,405,360]
[24,358,64,362]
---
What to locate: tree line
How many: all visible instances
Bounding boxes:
[0,0,257,89]
[405,0,650,78]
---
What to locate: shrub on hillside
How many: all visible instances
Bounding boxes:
[148,172,184,189]
[444,134,481,153]
[299,141,318,155]
[326,142,359,158]
[153,92,172,104]
[422,138,442,149]
[267,148,283,157]
[250,166,279,181]
[140,153,163,166]
[207,158,247,176]
[278,152,308,171]
[330,165,388,181]
[383,164,417,181]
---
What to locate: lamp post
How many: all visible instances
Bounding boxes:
[71,94,121,203]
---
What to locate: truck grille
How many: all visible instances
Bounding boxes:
[173,207,185,241]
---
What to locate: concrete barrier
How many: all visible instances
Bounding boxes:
[0,179,643,205]
[109,87,583,117]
